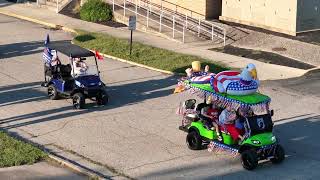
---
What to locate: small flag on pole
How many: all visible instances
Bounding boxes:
[44,34,50,47]
[95,50,104,61]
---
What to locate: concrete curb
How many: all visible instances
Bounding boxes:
[48,154,105,180]
[0,10,57,28]
[99,52,176,75]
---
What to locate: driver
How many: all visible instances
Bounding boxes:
[72,58,88,76]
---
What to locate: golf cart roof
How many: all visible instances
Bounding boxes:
[180,80,271,112]
[48,40,95,58]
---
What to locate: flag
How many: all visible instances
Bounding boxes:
[43,34,53,64]
[43,47,53,64]
[44,34,50,47]
[95,50,104,61]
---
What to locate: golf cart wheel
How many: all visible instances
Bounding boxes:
[271,144,285,164]
[96,90,109,106]
[241,149,258,170]
[72,93,85,109]
[48,84,59,100]
[186,131,202,150]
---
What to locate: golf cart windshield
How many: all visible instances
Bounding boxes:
[71,56,99,77]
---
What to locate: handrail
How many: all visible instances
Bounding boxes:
[112,0,186,42]
[131,0,226,45]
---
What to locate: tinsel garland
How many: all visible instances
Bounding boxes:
[180,81,271,113]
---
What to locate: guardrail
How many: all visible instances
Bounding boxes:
[113,0,226,45]
[112,0,186,42]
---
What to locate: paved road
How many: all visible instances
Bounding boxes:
[0,14,320,179]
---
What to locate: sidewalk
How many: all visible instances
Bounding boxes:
[0,1,309,80]
[0,161,87,180]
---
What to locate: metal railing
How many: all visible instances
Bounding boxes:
[116,0,226,45]
[37,0,72,13]
[113,0,186,42]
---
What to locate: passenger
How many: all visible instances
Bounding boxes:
[72,58,88,76]
[235,107,249,135]
[201,99,222,141]
[219,106,244,142]
[50,51,61,67]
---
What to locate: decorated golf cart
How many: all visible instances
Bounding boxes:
[41,35,108,109]
[175,61,285,170]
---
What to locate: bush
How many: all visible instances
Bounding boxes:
[80,0,113,22]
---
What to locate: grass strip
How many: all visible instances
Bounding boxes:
[0,131,47,167]
[73,30,229,74]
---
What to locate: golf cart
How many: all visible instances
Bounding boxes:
[176,80,285,170]
[41,40,108,109]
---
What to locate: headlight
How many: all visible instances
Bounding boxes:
[251,140,261,144]
[98,82,102,86]
[80,84,85,88]
[271,136,276,142]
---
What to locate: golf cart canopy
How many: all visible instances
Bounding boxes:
[178,80,271,112]
[48,40,95,58]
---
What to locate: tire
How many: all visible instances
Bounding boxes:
[48,84,59,100]
[96,90,109,106]
[271,144,285,164]
[241,149,258,170]
[72,93,85,109]
[186,131,202,150]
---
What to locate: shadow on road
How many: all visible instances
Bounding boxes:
[0,75,176,129]
[262,68,320,97]
[0,81,47,108]
[0,40,71,59]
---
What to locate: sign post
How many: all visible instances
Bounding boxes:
[128,16,136,56]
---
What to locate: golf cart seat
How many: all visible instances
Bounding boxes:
[196,103,210,119]
[58,64,72,80]
[184,99,196,110]
[246,114,273,136]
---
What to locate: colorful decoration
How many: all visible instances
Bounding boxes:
[186,61,211,79]
[208,141,238,156]
[189,73,215,84]
[211,64,260,95]
[179,80,270,112]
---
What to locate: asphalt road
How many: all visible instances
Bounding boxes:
[0,14,320,180]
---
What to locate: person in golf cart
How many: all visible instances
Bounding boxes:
[219,106,244,142]
[235,106,254,132]
[71,57,88,77]
[200,98,222,141]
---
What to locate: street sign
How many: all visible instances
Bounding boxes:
[128,16,136,30]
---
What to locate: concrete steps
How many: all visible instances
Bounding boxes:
[38,0,71,12]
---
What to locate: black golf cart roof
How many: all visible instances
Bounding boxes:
[48,40,95,58]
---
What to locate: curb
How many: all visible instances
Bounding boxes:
[99,52,176,75]
[48,154,106,180]
[0,10,57,29]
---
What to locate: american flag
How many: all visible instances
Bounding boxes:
[43,34,52,64]
[43,47,53,64]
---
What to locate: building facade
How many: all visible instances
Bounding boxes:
[150,0,222,19]
[220,0,320,36]
[148,0,320,36]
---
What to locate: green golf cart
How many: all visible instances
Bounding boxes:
[177,80,285,170]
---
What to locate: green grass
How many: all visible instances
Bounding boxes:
[0,131,47,167]
[73,31,229,74]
